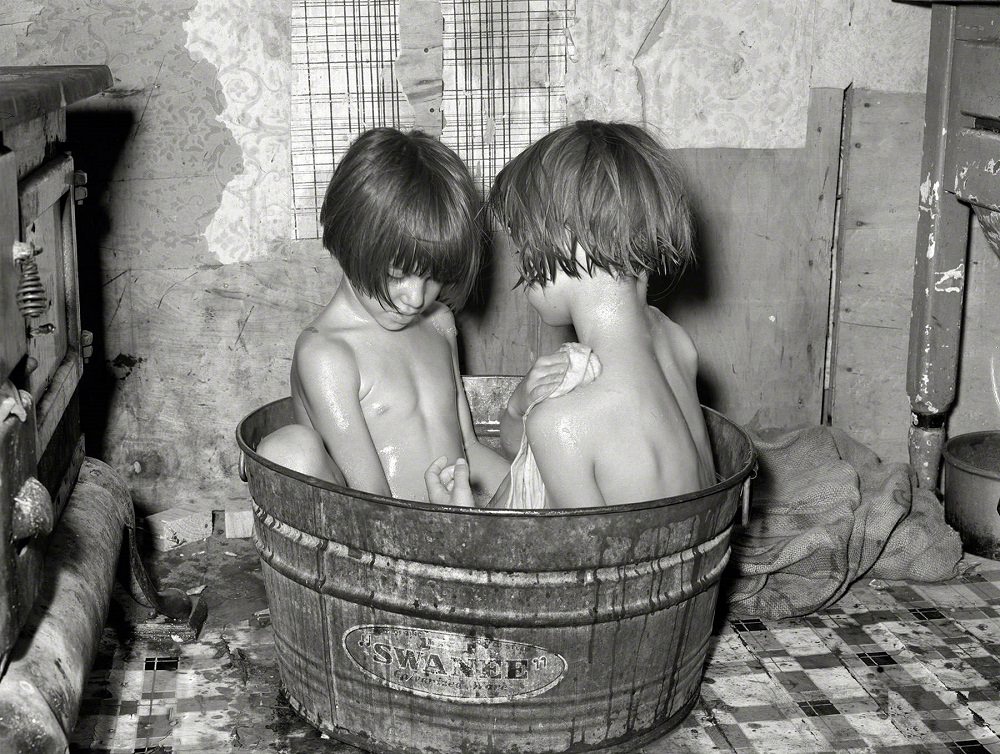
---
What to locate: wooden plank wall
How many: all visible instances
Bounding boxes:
[828,90,925,461]
[953,223,1000,443]
[664,88,843,430]
[94,241,334,514]
[458,232,571,376]
[829,89,1000,463]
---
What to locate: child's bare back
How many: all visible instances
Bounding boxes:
[527,305,715,508]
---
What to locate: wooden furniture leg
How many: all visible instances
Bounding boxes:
[907,4,971,491]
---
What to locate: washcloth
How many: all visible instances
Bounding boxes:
[499,343,602,510]
[726,425,963,619]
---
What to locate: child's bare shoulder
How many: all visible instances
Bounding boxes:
[425,303,458,339]
[291,321,359,389]
[524,385,602,449]
[645,306,698,368]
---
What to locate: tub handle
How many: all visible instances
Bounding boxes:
[740,462,758,527]
[239,450,247,483]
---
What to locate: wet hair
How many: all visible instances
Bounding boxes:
[320,128,482,308]
[487,120,694,288]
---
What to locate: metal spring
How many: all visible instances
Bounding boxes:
[16,258,48,319]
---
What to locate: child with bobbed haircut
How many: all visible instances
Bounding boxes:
[426,121,716,508]
[259,127,508,503]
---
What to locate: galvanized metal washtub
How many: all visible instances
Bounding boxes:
[236,376,756,754]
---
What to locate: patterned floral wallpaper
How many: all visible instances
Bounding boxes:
[184,0,293,263]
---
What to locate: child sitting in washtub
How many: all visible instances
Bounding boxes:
[426,121,716,509]
[258,128,509,503]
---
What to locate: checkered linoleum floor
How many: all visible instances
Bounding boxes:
[71,550,1000,754]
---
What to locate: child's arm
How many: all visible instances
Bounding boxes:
[424,456,475,507]
[525,405,606,508]
[498,352,570,460]
[439,313,510,496]
[425,457,512,508]
[293,334,392,496]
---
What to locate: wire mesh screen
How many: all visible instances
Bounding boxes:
[291,0,572,239]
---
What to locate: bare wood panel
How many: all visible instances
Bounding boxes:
[949,223,1000,438]
[955,5,1000,42]
[829,89,1000,460]
[954,41,1000,120]
[829,90,925,462]
[0,150,23,379]
[20,163,71,403]
[951,128,1000,211]
[663,88,843,430]
[96,241,337,515]
[458,230,572,376]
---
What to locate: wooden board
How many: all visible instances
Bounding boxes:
[829,88,1000,462]
[0,150,23,380]
[663,88,844,430]
[949,222,1000,440]
[828,90,926,462]
[458,231,573,376]
[0,66,112,132]
[93,240,336,515]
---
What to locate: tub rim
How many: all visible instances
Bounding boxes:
[236,396,757,517]
[942,430,1000,481]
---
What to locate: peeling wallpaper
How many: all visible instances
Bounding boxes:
[640,0,812,149]
[183,0,293,263]
[395,0,444,136]
[810,0,931,93]
[570,0,812,148]
[569,0,930,149]
[564,0,647,125]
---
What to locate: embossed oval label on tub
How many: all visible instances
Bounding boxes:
[343,624,567,703]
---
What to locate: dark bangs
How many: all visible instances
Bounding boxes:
[321,129,483,308]
[488,121,695,288]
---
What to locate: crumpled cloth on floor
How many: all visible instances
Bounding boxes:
[726,425,963,619]
[498,343,602,510]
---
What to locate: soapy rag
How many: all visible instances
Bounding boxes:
[499,343,602,510]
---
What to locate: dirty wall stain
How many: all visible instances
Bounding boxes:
[184,0,293,264]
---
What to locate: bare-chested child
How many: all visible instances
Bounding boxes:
[426,121,716,508]
[258,128,508,503]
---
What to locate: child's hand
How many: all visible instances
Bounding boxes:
[509,351,571,417]
[424,456,475,507]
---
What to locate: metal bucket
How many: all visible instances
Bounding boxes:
[942,430,1000,560]
[236,376,756,754]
